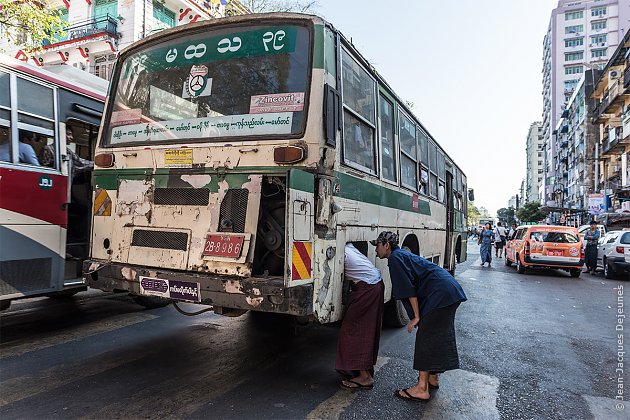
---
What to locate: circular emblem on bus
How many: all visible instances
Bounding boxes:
[569,247,579,257]
[186,65,208,98]
[38,175,53,190]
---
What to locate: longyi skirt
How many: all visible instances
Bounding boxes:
[413,302,462,372]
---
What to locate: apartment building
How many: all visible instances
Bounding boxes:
[1,0,248,80]
[525,122,544,203]
[589,29,630,212]
[541,0,630,207]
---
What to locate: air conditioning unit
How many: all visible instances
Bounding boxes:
[609,70,620,79]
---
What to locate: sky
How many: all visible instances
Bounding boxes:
[314,0,559,216]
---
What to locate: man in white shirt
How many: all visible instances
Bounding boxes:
[336,243,384,390]
[494,222,507,258]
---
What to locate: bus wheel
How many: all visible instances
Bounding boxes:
[132,295,172,309]
[383,299,409,328]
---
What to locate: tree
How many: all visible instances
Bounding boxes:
[517,202,547,223]
[497,207,517,226]
[0,0,65,51]
[240,0,319,13]
[467,201,481,226]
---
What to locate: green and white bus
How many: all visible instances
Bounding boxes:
[84,12,468,324]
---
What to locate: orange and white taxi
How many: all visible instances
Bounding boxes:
[505,225,584,277]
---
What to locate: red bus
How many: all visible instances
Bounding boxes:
[0,56,106,310]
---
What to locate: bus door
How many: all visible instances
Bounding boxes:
[444,171,455,270]
[286,169,315,287]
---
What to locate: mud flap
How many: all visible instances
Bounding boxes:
[286,170,314,287]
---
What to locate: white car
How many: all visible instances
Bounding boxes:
[596,229,630,279]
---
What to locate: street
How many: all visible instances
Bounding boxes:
[0,239,626,420]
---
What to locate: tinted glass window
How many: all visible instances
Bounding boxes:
[621,232,630,244]
[530,231,579,243]
[17,77,54,119]
[379,95,396,182]
[107,24,311,145]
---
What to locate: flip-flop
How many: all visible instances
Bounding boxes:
[394,388,430,402]
[340,379,374,390]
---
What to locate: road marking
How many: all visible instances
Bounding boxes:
[0,353,146,407]
[583,395,628,419]
[306,356,391,420]
[420,369,500,419]
[0,313,157,359]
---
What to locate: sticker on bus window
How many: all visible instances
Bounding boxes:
[165,149,193,168]
[110,112,293,143]
[182,65,212,98]
[111,109,142,128]
[249,92,304,114]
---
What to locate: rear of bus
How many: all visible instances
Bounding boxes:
[85,14,331,316]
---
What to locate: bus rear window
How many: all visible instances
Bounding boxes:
[105,24,311,145]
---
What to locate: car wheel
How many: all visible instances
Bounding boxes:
[570,268,581,278]
[516,255,526,274]
[604,259,616,279]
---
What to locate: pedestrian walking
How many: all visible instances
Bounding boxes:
[583,220,600,274]
[494,222,507,259]
[336,243,385,390]
[478,223,494,267]
[371,231,467,402]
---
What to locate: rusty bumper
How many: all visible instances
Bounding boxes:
[83,260,313,316]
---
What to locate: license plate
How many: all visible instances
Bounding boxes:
[548,250,563,257]
[139,277,201,303]
[203,234,245,258]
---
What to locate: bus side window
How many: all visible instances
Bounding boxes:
[0,126,11,162]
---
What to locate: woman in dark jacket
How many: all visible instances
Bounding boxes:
[372,231,467,402]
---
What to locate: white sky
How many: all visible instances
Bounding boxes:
[315,0,559,216]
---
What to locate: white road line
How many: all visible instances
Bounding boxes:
[306,356,391,420]
[0,313,157,359]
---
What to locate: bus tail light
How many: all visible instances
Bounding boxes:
[524,241,530,256]
[274,145,306,164]
[94,153,115,167]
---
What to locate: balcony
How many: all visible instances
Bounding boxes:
[602,127,625,155]
[42,15,119,48]
[625,67,630,89]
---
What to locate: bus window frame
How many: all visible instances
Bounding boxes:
[99,19,315,148]
[377,88,399,186]
[340,44,378,176]
[0,70,61,174]
[398,108,418,192]
[428,139,438,199]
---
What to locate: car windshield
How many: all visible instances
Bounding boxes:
[530,231,579,243]
[104,23,311,146]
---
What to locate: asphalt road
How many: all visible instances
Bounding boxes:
[0,239,627,419]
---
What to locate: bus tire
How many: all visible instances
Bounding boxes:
[383,299,409,328]
[132,295,172,309]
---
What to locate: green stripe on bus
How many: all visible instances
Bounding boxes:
[334,172,431,215]
[313,24,325,70]
[289,169,314,193]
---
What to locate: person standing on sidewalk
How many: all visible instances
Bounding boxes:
[478,223,494,267]
[336,243,385,390]
[583,220,600,274]
[494,222,507,259]
[372,231,467,402]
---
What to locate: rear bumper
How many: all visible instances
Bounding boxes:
[607,257,630,273]
[83,260,313,316]
[523,255,584,269]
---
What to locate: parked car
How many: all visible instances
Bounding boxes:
[596,229,630,279]
[505,225,584,277]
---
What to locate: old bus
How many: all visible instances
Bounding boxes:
[84,13,468,324]
[0,56,107,310]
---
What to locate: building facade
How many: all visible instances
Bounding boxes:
[589,29,630,213]
[541,0,630,207]
[525,121,544,203]
[1,0,248,80]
